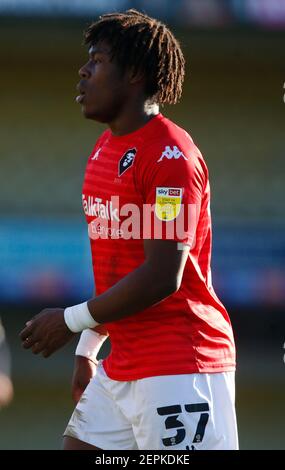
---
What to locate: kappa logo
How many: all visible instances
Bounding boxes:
[118,148,137,176]
[91,148,101,160]
[157,146,188,163]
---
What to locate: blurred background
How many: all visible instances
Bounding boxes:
[0,0,284,449]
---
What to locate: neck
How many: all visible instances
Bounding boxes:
[109,100,160,137]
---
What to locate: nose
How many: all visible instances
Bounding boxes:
[78,63,90,79]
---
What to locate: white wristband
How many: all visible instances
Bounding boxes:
[64,301,99,333]
[75,329,107,364]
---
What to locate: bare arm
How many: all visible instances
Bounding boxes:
[19,240,189,357]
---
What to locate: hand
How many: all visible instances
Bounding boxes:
[19,308,75,358]
[72,355,97,404]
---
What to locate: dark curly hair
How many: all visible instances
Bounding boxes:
[84,9,185,105]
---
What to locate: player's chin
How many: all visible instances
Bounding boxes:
[82,107,103,121]
[81,106,94,119]
[83,109,110,123]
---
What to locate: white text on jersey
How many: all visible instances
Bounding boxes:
[82,195,120,221]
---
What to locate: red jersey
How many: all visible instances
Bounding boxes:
[82,114,236,380]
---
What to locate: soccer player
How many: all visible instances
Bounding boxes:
[20,10,238,450]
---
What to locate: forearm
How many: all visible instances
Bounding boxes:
[87,260,177,324]
[64,241,189,333]
[89,287,108,335]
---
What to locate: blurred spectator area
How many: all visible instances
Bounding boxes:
[0,3,284,450]
[0,10,284,307]
[0,1,285,28]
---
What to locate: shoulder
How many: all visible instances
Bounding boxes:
[136,115,208,180]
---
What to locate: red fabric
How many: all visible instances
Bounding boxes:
[82,114,236,380]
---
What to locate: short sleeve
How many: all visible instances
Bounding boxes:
[135,140,207,245]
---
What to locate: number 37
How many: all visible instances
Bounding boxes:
[157,402,210,447]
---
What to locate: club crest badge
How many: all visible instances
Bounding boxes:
[118,148,137,176]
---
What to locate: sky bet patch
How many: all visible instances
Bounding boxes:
[155,187,183,221]
[118,148,137,176]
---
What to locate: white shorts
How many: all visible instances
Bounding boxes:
[64,361,238,450]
